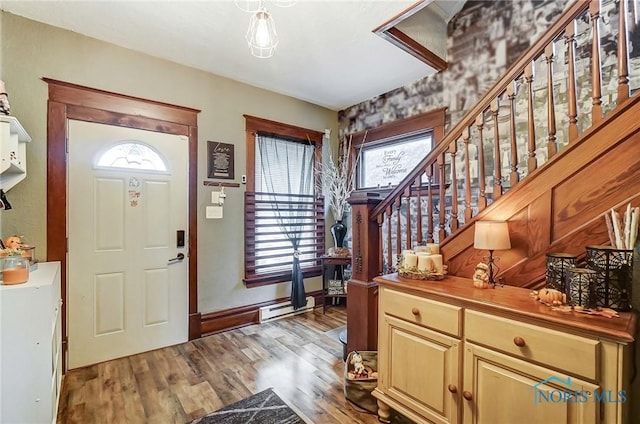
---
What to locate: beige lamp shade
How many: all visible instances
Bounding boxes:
[474,221,511,250]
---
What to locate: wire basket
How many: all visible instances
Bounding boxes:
[585,246,633,311]
[545,253,577,292]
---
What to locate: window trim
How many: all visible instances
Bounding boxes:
[348,107,447,147]
[243,115,325,287]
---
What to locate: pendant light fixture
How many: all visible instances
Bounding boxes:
[246,6,279,59]
[236,0,293,58]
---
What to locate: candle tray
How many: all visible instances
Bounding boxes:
[397,267,446,281]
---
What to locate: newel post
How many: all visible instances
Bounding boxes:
[346,191,382,354]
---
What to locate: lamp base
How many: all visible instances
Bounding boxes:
[487,250,503,288]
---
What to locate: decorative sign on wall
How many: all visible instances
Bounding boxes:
[360,136,431,189]
[128,176,141,207]
[207,141,234,179]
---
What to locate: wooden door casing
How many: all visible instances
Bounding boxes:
[44,79,201,372]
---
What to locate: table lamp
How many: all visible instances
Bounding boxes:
[473,220,511,287]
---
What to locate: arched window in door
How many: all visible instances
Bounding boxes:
[96,141,168,171]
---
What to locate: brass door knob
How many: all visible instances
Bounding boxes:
[513,336,526,347]
[447,384,457,394]
[411,307,420,316]
[463,391,473,401]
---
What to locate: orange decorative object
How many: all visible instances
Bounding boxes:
[537,288,566,305]
[1,256,29,284]
[2,266,28,284]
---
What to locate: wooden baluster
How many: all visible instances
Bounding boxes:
[377,215,384,275]
[395,197,402,260]
[590,0,603,123]
[449,139,459,231]
[618,0,630,103]
[506,81,519,187]
[462,127,473,223]
[491,98,503,200]
[566,20,579,142]
[544,43,558,158]
[415,175,423,246]
[437,153,446,242]
[524,61,537,173]
[476,113,488,211]
[386,206,392,271]
[405,186,412,250]
[426,164,434,243]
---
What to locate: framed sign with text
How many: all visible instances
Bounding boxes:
[207,141,234,179]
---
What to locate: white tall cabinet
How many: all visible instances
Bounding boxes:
[1,262,63,424]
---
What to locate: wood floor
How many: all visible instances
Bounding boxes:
[57,306,386,424]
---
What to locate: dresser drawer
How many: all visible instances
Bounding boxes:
[465,309,599,380]
[380,287,461,337]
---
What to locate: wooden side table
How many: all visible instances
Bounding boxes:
[320,255,351,313]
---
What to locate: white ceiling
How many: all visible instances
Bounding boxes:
[0,0,464,111]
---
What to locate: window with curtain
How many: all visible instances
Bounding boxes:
[243,115,324,292]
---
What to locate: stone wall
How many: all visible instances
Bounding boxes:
[338,0,572,135]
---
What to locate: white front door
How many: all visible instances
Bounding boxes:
[67,120,188,369]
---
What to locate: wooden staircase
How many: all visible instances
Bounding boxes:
[346,0,640,354]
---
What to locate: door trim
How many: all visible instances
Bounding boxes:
[44,79,201,371]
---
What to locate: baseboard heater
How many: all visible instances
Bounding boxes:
[259,296,315,323]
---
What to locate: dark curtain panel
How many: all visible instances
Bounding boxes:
[256,134,314,309]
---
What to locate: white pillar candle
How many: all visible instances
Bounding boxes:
[404,253,418,269]
[414,245,428,253]
[417,255,434,272]
[401,250,414,269]
[429,254,443,273]
[427,243,439,254]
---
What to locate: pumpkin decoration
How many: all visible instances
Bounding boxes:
[537,288,567,306]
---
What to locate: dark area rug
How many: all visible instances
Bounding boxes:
[189,388,308,424]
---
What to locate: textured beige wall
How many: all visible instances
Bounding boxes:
[0,12,337,313]
[0,12,3,77]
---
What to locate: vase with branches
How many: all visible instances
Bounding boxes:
[317,134,363,249]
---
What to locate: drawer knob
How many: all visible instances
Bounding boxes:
[447,384,457,394]
[513,336,526,347]
[462,391,473,401]
[411,307,420,316]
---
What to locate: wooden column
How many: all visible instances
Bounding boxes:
[347,191,383,354]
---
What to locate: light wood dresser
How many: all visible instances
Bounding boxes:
[373,274,636,424]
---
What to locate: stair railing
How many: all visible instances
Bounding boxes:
[351,0,637,276]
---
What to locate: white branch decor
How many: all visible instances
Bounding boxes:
[317,134,363,222]
[605,203,639,249]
